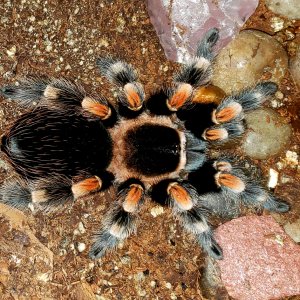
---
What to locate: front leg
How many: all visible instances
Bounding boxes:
[213,157,290,213]
[146,28,220,116]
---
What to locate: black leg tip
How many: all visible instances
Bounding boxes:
[257,81,278,95]
[89,246,104,260]
[0,86,14,97]
[207,240,223,260]
[272,200,290,213]
[205,28,220,46]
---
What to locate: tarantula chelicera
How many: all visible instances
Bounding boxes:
[0,28,289,260]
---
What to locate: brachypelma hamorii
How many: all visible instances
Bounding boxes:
[0,28,289,260]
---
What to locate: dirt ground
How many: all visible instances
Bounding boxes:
[0,0,299,299]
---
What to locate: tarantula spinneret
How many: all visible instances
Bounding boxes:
[0,28,289,260]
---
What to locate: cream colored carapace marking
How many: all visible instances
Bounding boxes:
[108,113,186,188]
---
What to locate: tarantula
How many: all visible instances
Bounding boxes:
[0,28,289,260]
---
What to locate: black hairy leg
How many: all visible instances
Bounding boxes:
[0,77,116,124]
[96,57,145,118]
[89,179,145,259]
[151,179,223,259]
[0,175,103,212]
[213,157,290,213]
[146,28,219,116]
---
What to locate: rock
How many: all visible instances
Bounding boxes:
[212,30,288,94]
[266,0,300,20]
[0,204,53,284]
[73,281,96,300]
[215,215,300,300]
[242,108,292,159]
[284,219,300,243]
[147,0,258,62]
[268,168,279,188]
[290,46,300,87]
[150,205,164,217]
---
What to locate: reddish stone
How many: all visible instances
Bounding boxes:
[215,215,300,300]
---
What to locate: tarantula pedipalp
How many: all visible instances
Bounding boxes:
[0,28,289,260]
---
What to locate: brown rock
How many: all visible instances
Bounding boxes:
[215,215,300,300]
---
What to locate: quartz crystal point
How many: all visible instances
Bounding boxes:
[147,0,259,63]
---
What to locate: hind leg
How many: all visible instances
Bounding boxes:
[1,175,104,212]
[89,178,145,259]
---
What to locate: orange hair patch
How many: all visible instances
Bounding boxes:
[124,83,143,111]
[72,176,102,199]
[122,184,144,213]
[203,128,228,141]
[82,97,111,120]
[167,182,193,210]
[167,83,193,111]
[216,173,245,193]
[212,102,242,124]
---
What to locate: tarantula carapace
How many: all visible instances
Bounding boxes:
[0,28,289,260]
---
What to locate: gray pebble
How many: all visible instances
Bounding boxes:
[243,108,292,159]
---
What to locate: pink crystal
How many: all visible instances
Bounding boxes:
[147,0,259,62]
[215,215,300,300]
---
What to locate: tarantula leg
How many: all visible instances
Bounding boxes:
[0,177,32,211]
[196,27,220,61]
[0,175,104,212]
[212,82,278,124]
[147,27,220,115]
[0,176,73,212]
[96,57,145,112]
[240,182,290,213]
[89,179,145,259]
[173,28,219,89]
[202,121,245,142]
[0,77,113,121]
[213,158,290,213]
[0,76,50,107]
[151,180,223,259]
